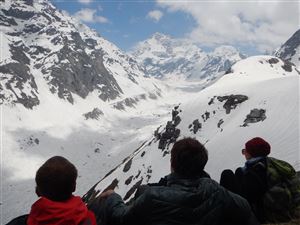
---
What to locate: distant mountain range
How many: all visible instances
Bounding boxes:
[130,32,245,80]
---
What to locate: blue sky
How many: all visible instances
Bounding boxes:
[51,0,196,51]
[51,0,299,55]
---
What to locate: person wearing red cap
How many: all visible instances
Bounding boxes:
[220,137,300,223]
[6,156,97,225]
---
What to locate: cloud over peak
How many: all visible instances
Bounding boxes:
[78,0,92,4]
[147,10,163,22]
[157,0,298,53]
[74,8,109,24]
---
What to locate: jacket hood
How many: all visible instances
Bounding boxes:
[27,196,91,225]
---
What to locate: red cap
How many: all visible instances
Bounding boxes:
[245,137,271,157]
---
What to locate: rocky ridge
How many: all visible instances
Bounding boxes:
[275,29,300,69]
[0,0,161,109]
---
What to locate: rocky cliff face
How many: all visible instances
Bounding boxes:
[275,29,300,69]
[0,0,160,109]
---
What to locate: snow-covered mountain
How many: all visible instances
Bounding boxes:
[1,1,300,223]
[275,29,300,69]
[130,33,245,80]
[0,0,162,110]
[84,55,300,204]
[0,0,169,222]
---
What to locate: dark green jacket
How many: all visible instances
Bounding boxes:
[105,173,258,225]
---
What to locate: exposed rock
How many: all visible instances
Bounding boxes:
[202,111,210,122]
[275,29,300,64]
[123,159,132,172]
[190,119,202,134]
[148,93,157,99]
[208,97,215,105]
[173,115,181,127]
[163,151,169,157]
[2,6,34,20]
[18,135,40,150]
[83,108,103,120]
[23,24,43,34]
[217,119,224,128]
[34,138,39,145]
[125,176,134,185]
[243,108,266,126]
[0,14,17,26]
[113,94,149,110]
[158,121,180,150]
[225,67,233,74]
[268,58,279,64]
[147,167,152,174]
[217,95,248,114]
[135,170,141,179]
[281,61,293,72]
[172,109,179,120]
[157,106,181,150]
[47,32,122,104]
[141,151,145,157]
[0,44,40,109]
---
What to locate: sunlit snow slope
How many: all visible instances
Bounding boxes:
[84,56,300,203]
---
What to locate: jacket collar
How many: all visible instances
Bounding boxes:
[164,171,211,187]
[243,156,266,171]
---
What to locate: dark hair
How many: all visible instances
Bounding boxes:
[35,156,77,201]
[171,137,208,178]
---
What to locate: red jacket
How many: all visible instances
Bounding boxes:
[27,196,97,225]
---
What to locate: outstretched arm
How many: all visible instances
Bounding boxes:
[104,190,150,225]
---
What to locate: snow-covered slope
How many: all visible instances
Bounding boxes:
[84,56,300,204]
[275,29,300,69]
[131,33,245,80]
[0,0,166,222]
[0,0,162,109]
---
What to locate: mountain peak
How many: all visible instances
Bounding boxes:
[275,29,300,69]
[131,35,244,80]
[151,32,171,41]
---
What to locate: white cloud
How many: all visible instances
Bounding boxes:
[156,0,299,53]
[97,5,103,11]
[78,0,92,4]
[74,8,109,24]
[147,10,164,22]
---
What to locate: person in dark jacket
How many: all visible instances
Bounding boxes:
[100,137,258,225]
[220,137,300,223]
[6,156,97,225]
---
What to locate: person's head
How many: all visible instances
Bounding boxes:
[242,137,271,160]
[171,137,208,178]
[35,156,78,201]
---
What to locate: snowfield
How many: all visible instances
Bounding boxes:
[84,56,300,205]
